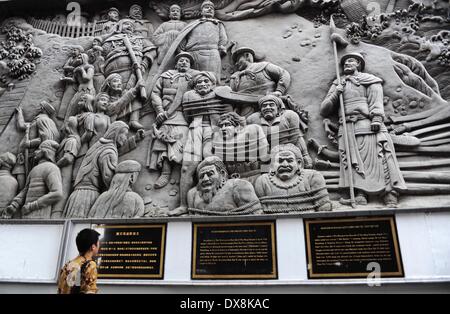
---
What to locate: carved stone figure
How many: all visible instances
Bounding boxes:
[255,144,332,213]
[64,121,145,218]
[13,102,60,190]
[320,53,406,207]
[147,52,198,189]
[212,112,269,181]
[153,4,187,65]
[100,73,145,125]
[0,153,18,211]
[58,46,88,120]
[86,38,105,93]
[128,4,154,39]
[101,7,120,34]
[61,53,96,122]
[172,71,233,215]
[89,160,144,218]
[80,93,111,149]
[187,156,262,215]
[4,140,62,219]
[230,47,291,117]
[169,0,229,81]
[53,116,81,218]
[101,19,157,130]
[247,95,312,168]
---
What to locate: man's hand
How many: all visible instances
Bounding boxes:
[136,129,146,142]
[371,116,383,133]
[22,201,39,215]
[3,203,18,219]
[336,83,345,95]
[137,79,146,90]
[156,112,168,126]
[303,155,313,169]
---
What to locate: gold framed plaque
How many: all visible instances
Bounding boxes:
[192,221,278,280]
[92,224,167,280]
[304,216,404,279]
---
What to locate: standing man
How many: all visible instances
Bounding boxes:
[148,52,198,189]
[247,95,312,168]
[153,4,187,65]
[14,102,60,190]
[57,228,100,294]
[230,47,291,117]
[101,7,120,34]
[3,140,63,219]
[128,4,154,39]
[157,0,228,83]
[171,71,232,216]
[179,0,228,80]
[0,153,18,211]
[101,19,157,130]
[320,53,406,207]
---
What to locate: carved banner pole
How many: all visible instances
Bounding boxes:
[329,15,356,208]
[122,35,147,100]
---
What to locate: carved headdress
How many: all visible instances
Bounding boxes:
[201,0,215,9]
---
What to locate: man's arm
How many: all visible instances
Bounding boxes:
[233,180,261,209]
[367,82,385,133]
[218,23,228,56]
[265,63,291,95]
[22,167,63,216]
[320,80,340,118]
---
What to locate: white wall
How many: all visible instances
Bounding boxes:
[1,210,450,293]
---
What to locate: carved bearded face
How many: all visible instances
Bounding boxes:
[108,10,119,22]
[202,4,215,19]
[219,119,237,140]
[176,57,191,73]
[130,6,143,20]
[195,76,213,95]
[260,99,279,121]
[197,165,223,203]
[110,76,123,92]
[273,151,300,181]
[122,21,135,34]
[169,6,181,20]
[236,53,253,71]
[343,58,360,75]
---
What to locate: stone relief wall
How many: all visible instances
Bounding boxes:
[0,0,448,219]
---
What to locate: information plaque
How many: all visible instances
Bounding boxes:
[92,224,166,280]
[192,221,277,279]
[304,216,404,279]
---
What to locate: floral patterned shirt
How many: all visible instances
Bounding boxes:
[57,255,98,294]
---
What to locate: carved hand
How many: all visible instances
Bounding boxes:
[22,201,40,215]
[156,112,168,126]
[136,129,146,141]
[303,155,313,169]
[371,116,383,133]
[335,83,345,95]
[4,203,18,218]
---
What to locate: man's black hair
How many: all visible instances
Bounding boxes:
[76,229,100,255]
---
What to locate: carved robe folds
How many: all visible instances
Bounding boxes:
[321,73,406,195]
[13,162,63,218]
[147,70,196,170]
[180,18,228,80]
